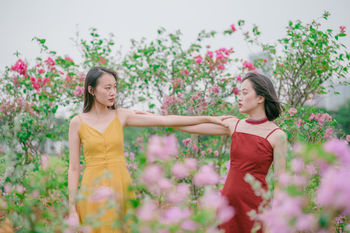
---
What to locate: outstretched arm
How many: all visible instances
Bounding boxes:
[174,118,234,135]
[120,108,229,128]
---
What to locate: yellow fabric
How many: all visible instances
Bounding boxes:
[77,115,135,232]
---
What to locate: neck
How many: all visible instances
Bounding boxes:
[247,108,267,121]
[90,102,110,116]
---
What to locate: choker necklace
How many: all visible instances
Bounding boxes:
[245,117,268,125]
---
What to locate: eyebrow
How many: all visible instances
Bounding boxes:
[105,83,117,86]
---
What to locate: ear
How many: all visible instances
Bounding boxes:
[257,95,265,104]
[88,86,95,96]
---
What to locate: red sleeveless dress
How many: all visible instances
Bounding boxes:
[220,119,280,233]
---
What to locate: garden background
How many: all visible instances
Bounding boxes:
[1,0,350,232]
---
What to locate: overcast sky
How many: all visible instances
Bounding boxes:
[1,0,349,71]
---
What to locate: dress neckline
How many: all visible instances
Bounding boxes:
[245,117,268,124]
[80,116,119,135]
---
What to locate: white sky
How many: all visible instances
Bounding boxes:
[1,0,349,71]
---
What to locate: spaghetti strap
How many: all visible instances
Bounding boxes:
[265,128,280,139]
[234,119,241,132]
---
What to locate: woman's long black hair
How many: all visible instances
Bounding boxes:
[242,72,281,121]
[83,66,118,113]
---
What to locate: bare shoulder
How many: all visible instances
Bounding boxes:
[69,115,82,134]
[115,108,133,127]
[270,128,287,147]
[70,115,81,127]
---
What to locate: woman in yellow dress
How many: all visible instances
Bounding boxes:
[68,66,227,232]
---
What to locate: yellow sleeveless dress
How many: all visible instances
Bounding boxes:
[77,115,135,232]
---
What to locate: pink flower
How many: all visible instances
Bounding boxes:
[263,58,267,63]
[340,25,346,33]
[200,151,206,156]
[137,199,158,221]
[346,135,350,142]
[207,148,213,154]
[316,166,350,214]
[172,162,189,178]
[147,135,178,162]
[89,186,114,202]
[211,84,220,94]
[194,55,203,64]
[306,164,317,175]
[182,138,192,146]
[291,158,304,173]
[243,61,256,70]
[324,139,350,165]
[217,205,235,223]
[217,65,225,70]
[288,107,297,116]
[207,51,214,59]
[236,75,242,82]
[65,56,74,62]
[309,113,315,121]
[142,164,164,185]
[233,87,239,95]
[191,144,199,153]
[184,158,197,171]
[167,183,190,203]
[161,207,190,224]
[180,69,189,75]
[297,119,305,127]
[158,178,172,192]
[10,59,27,76]
[44,57,55,68]
[324,128,333,139]
[73,85,84,97]
[230,24,237,32]
[181,220,198,231]
[214,150,219,157]
[193,165,219,186]
[99,57,106,64]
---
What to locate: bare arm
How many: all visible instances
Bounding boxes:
[174,119,234,136]
[272,130,287,195]
[68,116,81,215]
[120,108,227,127]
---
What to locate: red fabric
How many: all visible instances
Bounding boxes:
[219,120,276,233]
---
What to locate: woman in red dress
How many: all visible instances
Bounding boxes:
[177,72,287,233]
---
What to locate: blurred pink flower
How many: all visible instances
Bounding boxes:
[306,164,317,175]
[73,85,84,97]
[309,113,315,121]
[324,128,333,139]
[167,183,190,203]
[191,144,199,153]
[236,75,242,82]
[65,214,80,227]
[340,25,346,33]
[182,138,192,146]
[214,150,219,157]
[207,51,214,59]
[193,165,219,186]
[158,178,172,192]
[137,199,158,221]
[291,158,304,173]
[184,158,197,171]
[180,69,189,75]
[161,207,190,224]
[41,154,49,170]
[99,57,106,64]
[181,220,198,231]
[243,61,256,70]
[316,166,350,214]
[10,59,27,76]
[195,55,203,64]
[147,135,178,161]
[142,164,164,185]
[217,65,225,70]
[233,87,239,95]
[211,84,220,94]
[217,205,235,223]
[65,56,74,62]
[230,24,237,32]
[44,57,55,68]
[172,162,189,178]
[90,186,114,202]
[288,107,297,116]
[324,139,350,165]
[346,135,350,142]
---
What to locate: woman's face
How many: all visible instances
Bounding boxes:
[90,73,117,107]
[238,79,264,114]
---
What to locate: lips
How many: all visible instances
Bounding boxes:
[108,98,114,102]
